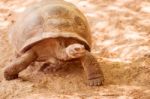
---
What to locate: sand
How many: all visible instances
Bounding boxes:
[0,0,150,99]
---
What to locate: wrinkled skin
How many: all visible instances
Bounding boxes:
[4,38,104,86]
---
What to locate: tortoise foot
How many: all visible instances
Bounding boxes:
[87,77,104,86]
[40,62,62,73]
[87,72,104,86]
[4,71,18,80]
[43,65,62,73]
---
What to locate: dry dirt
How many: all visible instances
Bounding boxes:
[0,0,150,99]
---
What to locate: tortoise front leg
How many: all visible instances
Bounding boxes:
[4,50,37,80]
[80,51,104,86]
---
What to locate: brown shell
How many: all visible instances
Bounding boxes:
[9,0,92,53]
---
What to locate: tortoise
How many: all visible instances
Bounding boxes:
[4,0,104,86]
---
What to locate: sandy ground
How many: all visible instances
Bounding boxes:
[0,0,150,99]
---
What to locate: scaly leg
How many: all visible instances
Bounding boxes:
[4,50,37,80]
[57,43,104,86]
[80,51,104,86]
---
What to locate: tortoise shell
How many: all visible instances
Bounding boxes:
[9,0,92,54]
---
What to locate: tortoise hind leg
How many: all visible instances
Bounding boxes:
[4,50,37,80]
[80,51,104,86]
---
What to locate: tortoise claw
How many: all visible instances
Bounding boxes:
[87,77,104,86]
